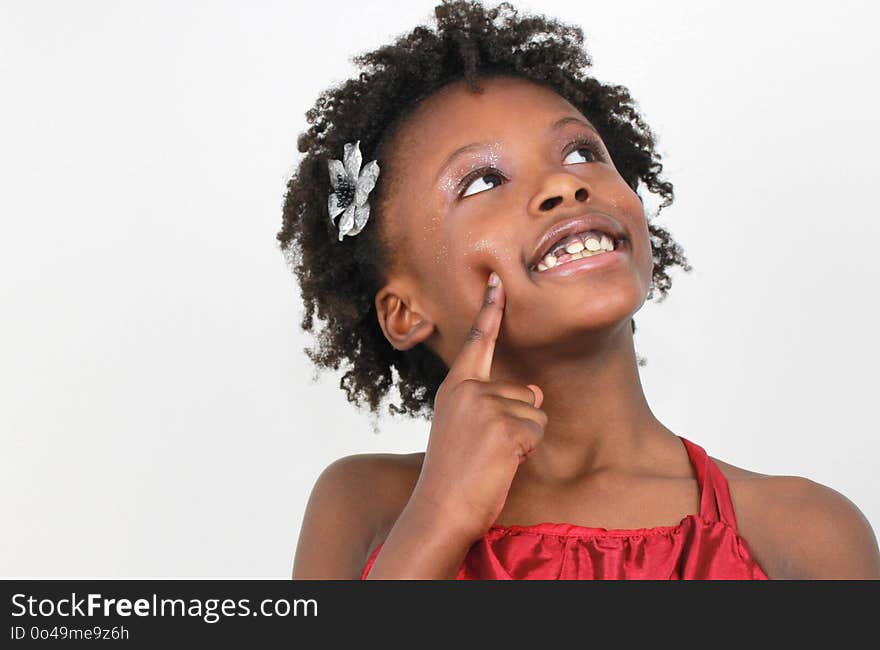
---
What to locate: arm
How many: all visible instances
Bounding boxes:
[291,454,477,579]
[292,455,382,580]
[363,490,476,580]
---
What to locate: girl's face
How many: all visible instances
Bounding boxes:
[376,75,653,366]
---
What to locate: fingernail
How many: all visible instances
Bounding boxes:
[488,272,500,287]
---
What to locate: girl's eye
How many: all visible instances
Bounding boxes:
[563,145,598,165]
[461,171,505,198]
[457,138,603,198]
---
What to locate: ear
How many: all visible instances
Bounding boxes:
[374,283,436,351]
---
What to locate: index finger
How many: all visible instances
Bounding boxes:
[447,271,505,383]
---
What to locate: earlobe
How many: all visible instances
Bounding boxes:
[375,287,436,351]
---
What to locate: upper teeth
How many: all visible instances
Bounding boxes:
[534,231,617,272]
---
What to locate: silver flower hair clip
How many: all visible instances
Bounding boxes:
[327,140,380,241]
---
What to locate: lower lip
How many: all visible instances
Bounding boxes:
[531,241,628,279]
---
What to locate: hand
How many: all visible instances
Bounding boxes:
[408,271,547,544]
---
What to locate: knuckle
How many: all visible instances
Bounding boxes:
[522,417,542,436]
[465,377,487,397]
[486,413,512,437]
[533,419,546,438]
[518,417,544,444]
[451,378,483,404]
[465,325,486,343]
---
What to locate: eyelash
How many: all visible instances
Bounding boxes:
[457,135,607,198]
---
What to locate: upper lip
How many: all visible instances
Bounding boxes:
[527,211,629,269]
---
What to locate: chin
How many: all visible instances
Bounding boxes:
[511,285,646,349]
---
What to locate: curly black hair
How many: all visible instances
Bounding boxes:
[277,0,692,424]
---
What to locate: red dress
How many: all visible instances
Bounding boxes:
[361,435,769,579]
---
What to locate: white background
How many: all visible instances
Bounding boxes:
[2,0,878,578]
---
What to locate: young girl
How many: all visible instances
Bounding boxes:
[279,1,880,579]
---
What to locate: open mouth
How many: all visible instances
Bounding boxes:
[529,229,626,273]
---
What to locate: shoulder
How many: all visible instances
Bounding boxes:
[313,451,423,522]
[711,456,880,579]
[292,452,421,579]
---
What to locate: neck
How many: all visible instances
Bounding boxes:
[495,319,674,482]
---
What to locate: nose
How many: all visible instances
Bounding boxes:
[528,172,589,214]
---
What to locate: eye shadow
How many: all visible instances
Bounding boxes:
[435,141,503,196]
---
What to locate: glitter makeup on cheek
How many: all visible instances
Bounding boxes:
[473,238,514,264]
[472,237,493,253]
[421,210,449,266]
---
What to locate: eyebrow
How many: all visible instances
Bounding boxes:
[435,116,599,182]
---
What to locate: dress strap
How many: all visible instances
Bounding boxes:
[679,436,739,530]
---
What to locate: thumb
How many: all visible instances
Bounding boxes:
[526,384,543,409]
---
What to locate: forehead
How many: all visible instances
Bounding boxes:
[394,75,583,152]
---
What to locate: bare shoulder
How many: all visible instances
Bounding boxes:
[292,452,422,579]
[710,456,880,579]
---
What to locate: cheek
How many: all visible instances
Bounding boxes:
[470,236,517,267]
[603,178,654,280]
[607,178,644,215]
[409,204,449,268]
[434,240,449,267]
[447,222,519,273]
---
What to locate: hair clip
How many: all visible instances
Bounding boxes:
[327,140,380,241]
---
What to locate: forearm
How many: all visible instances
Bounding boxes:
[365,501,475,580]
